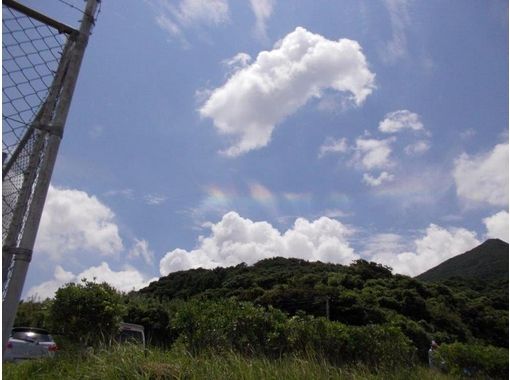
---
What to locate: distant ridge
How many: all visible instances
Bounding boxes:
[416,239,509,282]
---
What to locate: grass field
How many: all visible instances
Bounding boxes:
[3,345,457,380]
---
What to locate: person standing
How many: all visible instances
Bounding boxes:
[428,340,440,368]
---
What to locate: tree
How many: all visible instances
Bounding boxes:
[49,280,125,346]
[15,298,52,328]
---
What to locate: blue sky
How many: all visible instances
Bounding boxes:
[16,0,508,299]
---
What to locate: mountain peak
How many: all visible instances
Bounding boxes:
[416,239,509,282]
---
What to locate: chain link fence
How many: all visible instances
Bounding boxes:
[2,3,98,350]
[2,4,68,242]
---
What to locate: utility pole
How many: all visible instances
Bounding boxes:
[325,296,330,320]
[2,0,100,354]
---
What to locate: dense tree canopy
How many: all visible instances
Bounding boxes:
[139,257,508,360]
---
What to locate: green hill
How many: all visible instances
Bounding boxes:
[416,239,509,282]
[139,256,508,355]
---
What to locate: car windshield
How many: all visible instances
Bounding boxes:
[11,331,52,343]
[118,330,143,344]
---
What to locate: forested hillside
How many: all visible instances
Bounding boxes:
[417,239,508,282]
[139,255,508,360]
[14,249,508,377]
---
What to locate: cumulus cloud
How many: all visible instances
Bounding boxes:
[160,211,358,275]
[319,135,399,187]
[361,233,409,259]
[363,171,395,187]
[483,210,509,242]
[36,185,123,260]
[370,224,480,277]
[200,27,376,156]
[249,0,274,42]
[351,137,395,170]
[159,207,493,279]
[223,52,252,74]
[453,143,509,207]
[404,140,430,156]
[379,110,424,134]
[318,137,349,158]
[25,263,157,300]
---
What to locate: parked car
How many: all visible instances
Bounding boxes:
[4,327,58,362]
[116,322,145,347]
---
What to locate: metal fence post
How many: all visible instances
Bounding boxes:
[2,0,99,354]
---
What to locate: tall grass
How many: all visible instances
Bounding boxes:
[3,345,457,380]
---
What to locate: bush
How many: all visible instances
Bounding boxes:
[169,298,288,356]
[50,280,125,346]
[169,298,415,368]
[438,342,509,379]
[286,315,415,368]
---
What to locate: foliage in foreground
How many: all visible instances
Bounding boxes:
[169,298,415,369]
[2,345,457,380]
[140,257,508,354]
[437,342,509,379]
[15,258,508,379]
[49,280,125,346]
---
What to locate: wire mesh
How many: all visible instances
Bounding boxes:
[2,4,69,243]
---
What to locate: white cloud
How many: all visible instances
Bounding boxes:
[351,137,395,170]
[382,0,410,63]
[152,0,229,41]
[103,188,134,199]
[249,0,274,42]
[321,208,352,219]
[379,110,424,134]
[25,266,74,300]
[363,171,395,187]
[460,128,476,140]
[128,239,155,266]
[404,140,430,156]
[176,0,229,26]
[144,194,167,205]
[36,186,123,260]
[361,233,409,259]
[453,143,509,207]
[160,211,358,275]
[483,210,509,242]
[370,224,480,276]
[317,93,356,113]
[371,166,452,207]
[156,14,186,41]
[200,27,376,156]
[25,263,157,300]
[325,110,429,187]
[318,137,349,157]
[159,211,486,278]
[78,263,156,293]
[223,52,252,74]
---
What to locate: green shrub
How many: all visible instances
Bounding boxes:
[286,315,415,368]
[169,298,415,369]
[169,298,288,356]
[438,342,509,379]
[49,280,125,346]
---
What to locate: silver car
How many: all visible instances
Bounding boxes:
[4,327,58,362]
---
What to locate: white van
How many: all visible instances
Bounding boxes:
[117,322,145,347]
